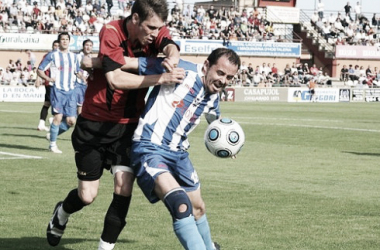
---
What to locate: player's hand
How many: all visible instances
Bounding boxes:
[161,57,179,73]
[81,56,94,69]
[159,68,185,85]
[34,77,41,88]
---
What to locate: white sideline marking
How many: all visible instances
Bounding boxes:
[0,110,36,113]
[0,151,42,160]
[238,121,380,133]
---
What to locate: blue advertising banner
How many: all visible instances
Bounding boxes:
[0,33,301,57]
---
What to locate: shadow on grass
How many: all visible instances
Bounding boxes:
[343,151,380,157]
[0,133,70,142]
[0,237,135,250]
[0,143,47,152]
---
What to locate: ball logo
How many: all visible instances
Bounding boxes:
[208,129,220,141]
[220,118,233,124]
[228,131,239,144]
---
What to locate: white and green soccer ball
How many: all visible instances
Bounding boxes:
[204,118,245,158]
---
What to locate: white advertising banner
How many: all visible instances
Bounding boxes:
[287,88,340,102]
[0,86,45,102]
[266,6,300,24]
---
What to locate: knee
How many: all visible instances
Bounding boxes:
[78,190,97,205]
[164,188,193,221]
[192,200,206,220]
[66,118,76,127]
[113,167,134,196]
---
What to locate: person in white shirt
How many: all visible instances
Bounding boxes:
[317,0,324,19]
[354,1,361,21]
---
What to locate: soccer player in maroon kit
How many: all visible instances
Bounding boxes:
[46,0,184,249]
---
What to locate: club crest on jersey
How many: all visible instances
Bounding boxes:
[172,99,185,108]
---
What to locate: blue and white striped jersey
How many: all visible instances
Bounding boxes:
[38,50,79,91]
[75,52,89,86]
[133,58,220,151]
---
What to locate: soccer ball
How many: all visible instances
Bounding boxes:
[204,118,245,158]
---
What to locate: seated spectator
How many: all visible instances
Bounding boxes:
[18,73,28,87]
[0,68,4,84]
[3,67,13,85]
[321,21,331,40]
[271,63,278,78]
[340,65,349,81]
[349,64,360,81]
[310,63,319,76]
[252,71,264,87]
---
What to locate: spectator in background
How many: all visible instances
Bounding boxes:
[8,60,16,73]
[25,49,36,68]
[3,67,13,85]
[106,0,113,17]
[317,0,324,19]
[343,2,353,21]
[0,68,4,84]
[310,63,319,76]
[271,63,278,79]
[354,1,361,21]
[340,65,349,81]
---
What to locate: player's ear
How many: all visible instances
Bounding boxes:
[202,60,209,74]
[132,13,140,24]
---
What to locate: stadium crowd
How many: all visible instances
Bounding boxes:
[0,0,281,42]
[311,1,380,47]
[1,0,380,88]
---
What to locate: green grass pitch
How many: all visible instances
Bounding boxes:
[0,102,379,250]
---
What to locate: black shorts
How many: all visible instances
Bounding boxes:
[72,115,138,181]
[45,85,51,102]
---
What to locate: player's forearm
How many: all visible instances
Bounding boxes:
[37,69,52,82]
[106,68,184,90]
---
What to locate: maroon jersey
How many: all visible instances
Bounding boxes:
[81,18,176,124]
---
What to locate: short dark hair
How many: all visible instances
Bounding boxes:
[131,0,168,22]
[207,48,241,69]
[82,39,93,47]
[58,32,70,41]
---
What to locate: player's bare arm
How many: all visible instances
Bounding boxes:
[161,44,180,72]
[105,67,185,90]
[37,69,55,83]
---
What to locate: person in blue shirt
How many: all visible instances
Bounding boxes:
[121,48,240,250]
[37,32,82,153]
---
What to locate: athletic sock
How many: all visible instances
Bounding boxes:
[38,119,45,127]
[100,193,131,244]
[196,214,214,250]
[173,216,206,250]
[40,105,49,120]
[57,205,70,226]
[98,238,115,250]
[49,123,59,143]
[62,189,86,214]
[58,120,70,135]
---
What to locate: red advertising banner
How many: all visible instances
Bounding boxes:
[335,45,380,59]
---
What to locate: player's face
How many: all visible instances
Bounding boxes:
[136,13,165,45]
[52,42,59,51]
[83,42,93,55]
[59,35,70,51]
[203,55,238,94]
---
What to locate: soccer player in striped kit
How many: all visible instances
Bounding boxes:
[128,48,240,249]
[37,32,82,153]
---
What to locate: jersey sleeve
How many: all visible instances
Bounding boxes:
[99,24,125,73]
[38,52,53,71]
[138,57,165,75]
[155,26,180,52]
